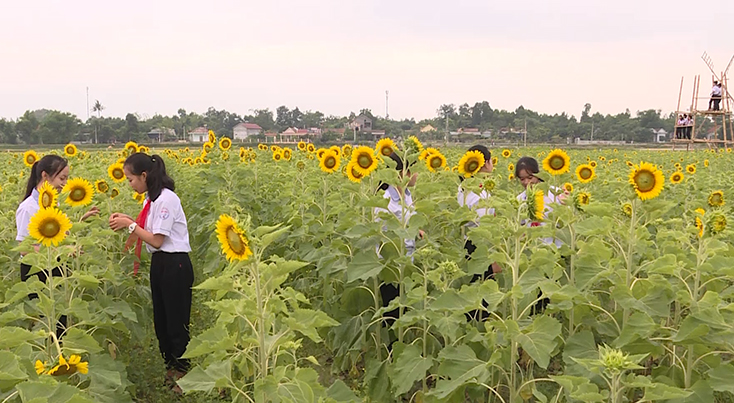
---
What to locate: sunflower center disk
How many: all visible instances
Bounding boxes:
[635,171,656,192]
[71,189,86,201]
[381,147,392,156]
[40,219,61,238]
[226,228,245,254]
[466,160,479,172]
[580,168,592,179]
[42,194,53,208]
[358,155,371,169]
[113,170,124,179]
[430,158,442,168]
[325,157,336,168]
[550,157,565,170]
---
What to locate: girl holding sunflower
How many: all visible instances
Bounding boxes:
[108,153,193,394]
[514,156,566,247]
[15,155,100,338]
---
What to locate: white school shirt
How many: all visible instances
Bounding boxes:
[144,188,191,253]
[16,189,40,242]
[517,187,563,248]
[374,185,416,255]
[712,85,722,96]
[677,118,686,126]
[457,185,494,228]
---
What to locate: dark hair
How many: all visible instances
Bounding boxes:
[124,153,175,201]
[468,145,491,162]
[24,155,67,200]
[515,156,542,181]
[377,152,412,192]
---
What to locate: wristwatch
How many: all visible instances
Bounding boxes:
[128,222,138,234]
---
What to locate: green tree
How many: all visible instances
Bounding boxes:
[16,110,40,144]
[92,100,105,144]
[37,111,80,144]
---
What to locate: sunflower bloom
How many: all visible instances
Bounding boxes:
[686,164,696,174]
[426,152,447,172]
[108,163,126,183]
[203,142,214,153]
[39,182,58,209]
[28,208,72,247]
[319,150,340,173]
[94,180,109,194]
[577,191,591,206]
[670,172,683,184]
[23,150,39,167]
[709,213,727,235]
[563,182,574,193]
[110,188,119,199]
[350,146,378,176]
[125,141,138,154]
[282,148,293,161]
[501,149,511,158]
[208,130,216,144]
[297,141,306,151]
[307,143,316,153]
[629,162,664,201]
[708,190,724,207]
[543,149,571,175]
[272,150,284,161]
[589,161,597,168]
[406,136,423,153]
[219,137,232,151]
[342,144,353,158]
[576,164,595,183]
[215,214,252,261]
[62,178,94,207]
[622,203,632,217]
[458,150,485,178]
[345,161,364,183]
[35,360,47,375]
[375,138,397,157]
[64,144,78,157]
[526,188,545,221]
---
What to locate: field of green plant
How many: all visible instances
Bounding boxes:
[1,135,733,403]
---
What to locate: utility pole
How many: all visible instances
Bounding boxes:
[385,90,389,120]
[445,114,449,145]
[590,120,595,141]
[524,119,527,147]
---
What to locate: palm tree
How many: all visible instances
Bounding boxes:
[92,100,104,144]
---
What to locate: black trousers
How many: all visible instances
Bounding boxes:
[685,126,692,140]
[150,252,194,372]
[464,240,496,321]
[710,97,721,111]
[20,263,67,338]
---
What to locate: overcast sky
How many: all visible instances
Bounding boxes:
[1,0,731,121]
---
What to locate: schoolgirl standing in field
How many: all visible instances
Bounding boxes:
[15,154,100,337]
[514,156,567,247]
[108,153,193,394]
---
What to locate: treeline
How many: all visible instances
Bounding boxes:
[0,101,695,145]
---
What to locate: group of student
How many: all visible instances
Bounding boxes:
[375,145,567,329]
[16,152,193,394]
[14,144,567,393]
[675,114,694,139]
[710,81,723,111]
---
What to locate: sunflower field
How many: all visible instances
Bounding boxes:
[1,135,733,403]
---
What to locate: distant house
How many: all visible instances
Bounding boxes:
[264,131,279,143]
[188,127,208,143]
[650,128,667,143]
[147,128,176,143]
[280,127,309,143]
[370,130,386,140]
[233,122,262,140]
[461,128,480,135]
[420,125,436,133]
[323,127,345,136]
[349,114,373,132]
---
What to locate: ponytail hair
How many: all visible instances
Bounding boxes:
[23,155,67,200]
[124,153,175,201]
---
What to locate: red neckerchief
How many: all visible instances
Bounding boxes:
[124,199,151,275]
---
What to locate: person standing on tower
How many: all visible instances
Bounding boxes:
[709,81,723,111]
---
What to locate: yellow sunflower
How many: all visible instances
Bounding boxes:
[221,152,229,161]
[419,147,439,161]
[342,144,353,158]
[307,143,316,153]
[375,138,397,157]
[543,149,571,175]
[345,161,364,183]
[563,182,574,193]
[23,150,39,167]
[28,207,72,247]
[125,141,138,154]
[258,144,267,151]
[695,216,704,238]
[110,188,119,199]
[296,160,306,170]
[64,143,78,157]
[94,180,109,194]
[526,188,545,221]
[270,145,280,153]
[425,152,447,172]
[708,190,724,207]
[239,147,246,159]
[316,148,327,160]
[282,148,293,161]
[589,161,597,168]
[508,163,515,172]
[670,172,684,184]
[45,354,88,376]
[492,156,498,166]
[272,150,283,161]
[575,164,595,183]
[35,360,47,375]
[709,212,727,235]
[203,142,214,153]
[133,192,145,204]
[297,141,307,151]
[458,150,485,178]
[38,182,58,209]
[319,150,340,173]
[629,162,664,201]
[508,173,514,181]
[622,203,632,217]
[406,135,423,153]
[62,178,94,207]
[215,214,252,261]
[577,191,591,206]
[704,159,709,167]
[686,164,696,174]
[501,149,512,158]
[208,130,216,144]
[138,145,150,154]
[219,137,232,151]
[350,146,378,176]
[108,163,126,183]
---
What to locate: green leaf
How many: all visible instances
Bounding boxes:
[614,312,656,348]
[63,328,103,354]
[363,358,390,402]
[182,325,236,359]
[0,327,45,349]
[642,382,692,400]
[283,309,339,343]
[0,351,28,392]
[707,364,734,393]
[389,344,433,397]
[16,380,81,403]
[516,315,561,369]
[193,274,234,292]
[563,330,598,376]
[326,380,361,402]
[177,366,216,393]
[427,345,490,399]
[346,251,383,283]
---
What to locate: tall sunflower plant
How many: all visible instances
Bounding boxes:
[178,216,339,401]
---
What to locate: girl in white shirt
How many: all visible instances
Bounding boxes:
[15,155,99,337]
[109,153,192,393]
